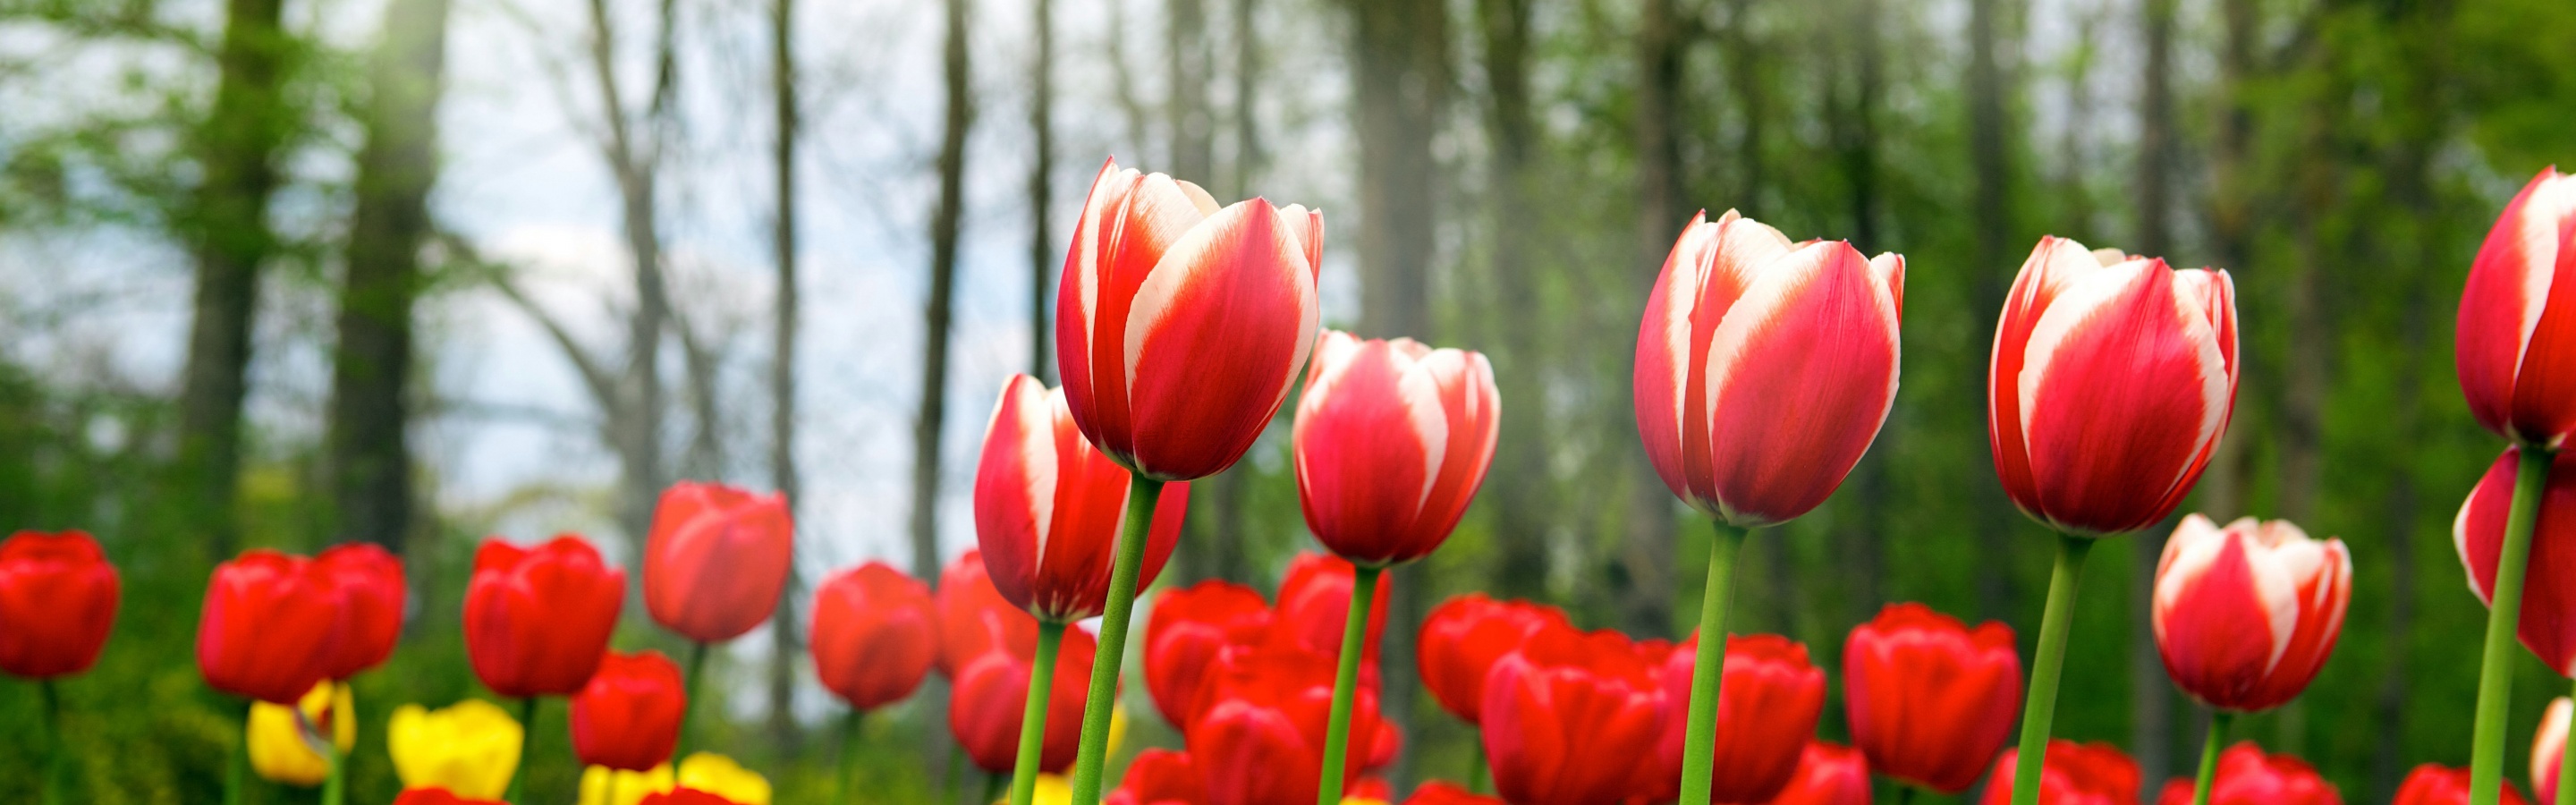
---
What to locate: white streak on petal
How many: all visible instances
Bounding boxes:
[2515,175,2576,375]
[2018,259,2154,441]
[1399,350,1453,513]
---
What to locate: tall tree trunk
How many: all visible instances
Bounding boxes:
[1228,0,1262,200]
[1107,0,1153,159]
[2128,0,2178,790]
[1030,0,1055,382]
[583,0,677,543]
[913,0,975,581]
[1827,0,1885,627]
[1167,0,1213,181]
[1476,0,1553,604]
[178,0,293,560]
[1965,0,2019,623]
[328,0,451,555]
[2199,0,2259,521]
[1625,0,1684,637]
[765,0,805,751]
[1723,0,1765,213]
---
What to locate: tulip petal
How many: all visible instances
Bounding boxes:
[2015,260,2230,534]
[2460,169,2574,442]
[1697,241,1900,525]
[1121,199,1319,479]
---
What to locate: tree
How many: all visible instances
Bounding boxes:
[766,0,805,750]
[2129,0,2180,785]
[912,0,975,581]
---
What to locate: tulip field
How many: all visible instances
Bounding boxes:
[3,1,2576,805]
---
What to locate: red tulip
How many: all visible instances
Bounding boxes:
[2458,167,2576,449]
[0,530,119,680]
[1055,157,1324,482]
[463,536,626,699]
[1402,782,1504,805]
[1417,594,1566,726]
[976,375,1193,622]
[1292,331,1502,565]
[569,649,685,772]
[2151,514,2350,712]
[2459,447,2576,674]
[1988,236,2237,536]
[810,561,937,711]
[951,627,1100,774]
[1279,553,1393,663]
[394,789,508,805]
[1653,633,1827,803]
[1482,623,1669,805]
[640,791,740,805]
[1146,580,1274,732]
[1758,742,1871,805]
[2536,697,2569,804]
[1979,741,2140,805]
[198,549,344,703]
[1188,639,1400,805]
[1108,748,1208,805]
[935,549,1039,677]
[1844,603,2021,793]
[2146,743,2339,805]
[1632,209,1905,526]
[644,481,793,643]
[2396,765,2529,805]
[316,542,406,680]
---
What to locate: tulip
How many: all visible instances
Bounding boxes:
[938,549,1041,677]
[1483,623,1668,805]
[2149,515,2350,805]
[674,753,773,805]
[396,789,510,805]
[199,549,345,704]
[2150,743,2339,805]
[1146,580,1274,733]
[2458,167,2576,450]
[580,765,674,805]
[812,561,938,711]
[1401,782,1503,805]
[979,375,1195,623]
[1108,749,1207,805]
[1845,603,2022,793]
[0,530,119,680]
[2461,448,2576,805]
[1418,595,1567,728]
[1979,741,2141,805]
[464,535,626,699]
[639,792,737,805]
[390,699,524,800]
[571,650,687,773]
[2398,766,2530,805]
[316,542,406,681]
[1758,742,1872,805]
[953,628,1102,775]
[2538,698,2570,805]
[1278,553,1393,664]
[1652,634,1826,803]
[643,481,794,644]
[248,682,357,787]
[1189,640,1401,805]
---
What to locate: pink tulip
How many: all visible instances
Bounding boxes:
[2151,514,2351,712]
[643,481,793,643]
[976,375,1192,622]
[2457,167,2576,449]
[1292,330,1501,566]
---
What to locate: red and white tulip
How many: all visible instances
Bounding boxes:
[2537,696,2570,804]
[1631,210,1905,527]
[2455,446,2576,674]
[1292,331,1501,567]
[2458,167,2576,449]
[975,374,1192,623]
[2150,514,2351,713]
[1989,236,2237,536]
[1055,158,1324,482]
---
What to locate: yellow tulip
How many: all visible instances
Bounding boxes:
[248,682,354,787]
[677,752,773,805]
[387,699,524,800]
[1030,774,1072,805]
[579,764,674,805]
[1108,706,1129,758]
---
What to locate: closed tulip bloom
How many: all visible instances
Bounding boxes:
[1108,748,1206,805]
[2536,698,2570,804]
[389,699,524,800]
[1145,580,1273,732]
[644,481,793,643]
[977,375,1194,621]
[395,789,509,805]
[199,549,344,703]
[936,549,1039,678]
[2459,447,2576,673]
[1483,624,1670,805]
[2147,744,2339,805]
[2458,167,2576,448]
[317,542,406,680]
[1189,641,1401,805]
[640,792,738,805]
[1402,782,1503,805]
[580,765,674,805]
[810,562,937,710]
[1293,331,1502,565]
[952,628,1101,773]
[1654,634,1828,803]
[1845,603,2021,793]
[1759,742,1872,805]
[674,752,773,805]
[1055,157,1324,481]
[0,530,119,679]
[570,649,687,772]
[1416,594,1566,726]
[2151,514,2351,712]
[2396,765,2529,805]
[1279,553,1394,662]
[464,536,626,698]
[1989,236,2237,535]
[1632,210,1904,526]
[248,681,357,787]
[1979,741,2141,805]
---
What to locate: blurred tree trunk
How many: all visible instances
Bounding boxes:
[1965,0,2019,623]
[1030,0,1055,383]
[1229,0,1261,200]
[581,0,679,543]
[2199,0,2259,521]
[1168,0,1212,181]
[765,0,805,750]
[1178,0,1263,589]
[1625,0,1685,637]
[177,0,292,559]
[327,0,451,555]
[913,0,975,580]
[1108,0,1153,158]
[1723,0,1765,213]
[2128,0,2178,790]
[1476,0,1553,604]
[2268,12,2349,757]
[1826,0,1885,627]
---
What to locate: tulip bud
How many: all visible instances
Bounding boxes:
[950,629,1101,774]
[0,530,120,680]
[389,699,524,800]
[1653,634,1827,804]
[2149,514,2351,712]
[639,792,740,805]
[934,549,1038,678]
[248,681,357,787]
[1293,331,1501,566]
[1144,580,1273,733]
[2457,167,2576,449]
[1482,624,1669,805]
[2458,447,2576,674]
[464,536,626,699]
[1402,782,1504,805]
[1278,553,1393,664]
[2537,698,2570,805]
[2145,744,2337,805]
[1107,748,1206,805]
[2396,765,2529,805]
[394,789,510,805]
[580,764,674,805]
[810,562,937,711]
[570,649,687,772]
[199,549,345,703]
[1055,158,1324,482]
[1988,236,2237,536]
[976,375,1192,622]
[316,542,407,681]
[1633,210,1904,526]
[1189,640,1400,805]
[1844,603,2022,793]
[644,481,793,644]
[1977,741,2140,805]
[674,753,773,805]
[1759,743,1872,805]
[1415,594,1566,727]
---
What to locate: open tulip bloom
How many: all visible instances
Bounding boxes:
[0,530,119,805]
[1631,209,1903,805]
[2149,515,2350,805]
[1987,236,2237,805]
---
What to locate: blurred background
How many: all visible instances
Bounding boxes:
[0,0,2572,801]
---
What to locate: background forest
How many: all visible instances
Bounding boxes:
[0,0,2573,801]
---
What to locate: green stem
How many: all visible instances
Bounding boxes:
[1067,472,1165,805]
[1316,565,1383,805]
[1676,521,1750,805]
[506,697,538,805]
[225,701,249,805]
[320,682,348,805]
[1467,739,1487,794]
[2190,711,2233,805]
[840,708,865,805]
[2473,446,2555,805]
[679,640,710,763]
[2562,675,2576,805]
[1012,622,1069,805]
[40,679,64,805]
[2010,532,2095,805]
